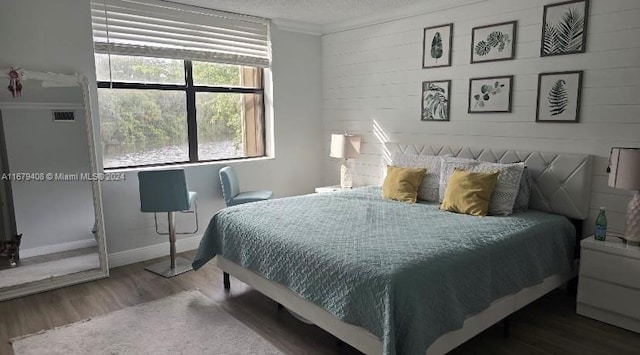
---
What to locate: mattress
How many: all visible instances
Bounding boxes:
[193,187,575,355]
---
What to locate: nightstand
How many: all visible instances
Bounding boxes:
[314,185,342,193]
[577,236,640,333]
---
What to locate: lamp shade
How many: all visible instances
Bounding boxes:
[330,134,361,159]
[608,147,640,190]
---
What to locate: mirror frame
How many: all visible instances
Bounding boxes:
[0,70,108,301]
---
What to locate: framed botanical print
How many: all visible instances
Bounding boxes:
[422,80,451,121]
[468,75,513,113]
[536,71,583,123]
[541,0,589,57]
[471,21,517,64]
[422,24,453,68]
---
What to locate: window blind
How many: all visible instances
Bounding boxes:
[91,0,270,67]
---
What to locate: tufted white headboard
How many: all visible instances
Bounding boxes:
[384,143,593,220]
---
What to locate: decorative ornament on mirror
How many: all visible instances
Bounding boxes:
[7,67,23,98]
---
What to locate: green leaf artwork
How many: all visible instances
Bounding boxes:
[475,41,490,56]
[543,6,585,55]
[473,81,506,108]
[423,83,448,120]
[548,79,568,116]
[431,32,443,62]
[474,31,510,57]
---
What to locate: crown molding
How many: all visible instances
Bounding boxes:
[271,0,487,36]
[271,0,488,36]
[271,18,324,36]
[322,0,487,34]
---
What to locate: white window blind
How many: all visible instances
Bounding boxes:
[91,0,270,67]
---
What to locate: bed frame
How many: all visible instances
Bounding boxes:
[219,257,573,355]
[218,145,593,354]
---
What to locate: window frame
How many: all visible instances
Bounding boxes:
[97,59,265,170]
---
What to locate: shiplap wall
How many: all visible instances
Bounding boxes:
[321,0,640,234]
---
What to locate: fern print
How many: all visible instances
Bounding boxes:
[557,8,584,52]
[542,2,587,55]
[548,79,568,116]
[543,22,559,55]
[431,32,443,62]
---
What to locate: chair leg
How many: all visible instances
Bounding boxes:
[145,211,192,278]
[223,272,230,290]
[153,200,198,235]
[168,211,176,270]
[502,316,511,338]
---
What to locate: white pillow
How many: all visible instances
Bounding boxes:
[391,153,472,202]
[390,153,444,201]
[439,158,525,215]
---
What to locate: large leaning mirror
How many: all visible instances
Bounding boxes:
[0,69,108,301]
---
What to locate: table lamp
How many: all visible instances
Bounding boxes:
[330,133,361,189]
[608,147,640,245]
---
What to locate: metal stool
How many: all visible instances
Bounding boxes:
[138,169,197,277]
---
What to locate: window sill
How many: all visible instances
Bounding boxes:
[104,155,274,173]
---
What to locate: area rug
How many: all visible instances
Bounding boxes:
[11,290,283,355]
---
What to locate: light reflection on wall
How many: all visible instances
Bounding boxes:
[373,119,390,181]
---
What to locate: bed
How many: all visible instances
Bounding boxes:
[193,144,593,355]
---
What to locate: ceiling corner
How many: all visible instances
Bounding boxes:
[271,19,324,36]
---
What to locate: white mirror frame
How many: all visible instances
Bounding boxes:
[0,70,109,301]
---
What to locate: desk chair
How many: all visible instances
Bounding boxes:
[219,166,273,207]
[138,169,197,277]
[218,166,272,290]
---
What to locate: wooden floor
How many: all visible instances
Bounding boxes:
[1,251,639,355]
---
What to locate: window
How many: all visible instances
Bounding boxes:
[91,0,270,169]
[96,55,264,169]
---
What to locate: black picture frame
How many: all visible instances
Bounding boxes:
[421,80,451,121]
[541,0,589,57]
[422,23,453,68]
[536,70,584,123]
[468,75,514,113]
[470,21,517,64]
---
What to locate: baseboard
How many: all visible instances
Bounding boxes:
[20,238,97,259]
[107,235,202,269]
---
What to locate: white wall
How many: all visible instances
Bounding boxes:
[0,0,98,250]
[102,27,324,254]
[322,0,640,234]
[0,1,324,258]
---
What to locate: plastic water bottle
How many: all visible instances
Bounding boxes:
[594,207,607,241]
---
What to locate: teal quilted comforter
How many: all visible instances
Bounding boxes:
[193,187,575,354]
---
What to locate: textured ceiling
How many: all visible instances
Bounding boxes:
[170,0,429,25]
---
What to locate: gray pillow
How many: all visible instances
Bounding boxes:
[390,153,444,202]
[513,167,532,212]
[439,159,525,216]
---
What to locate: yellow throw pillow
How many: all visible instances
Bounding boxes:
[441,169,499,216]
[382,165,426,203]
